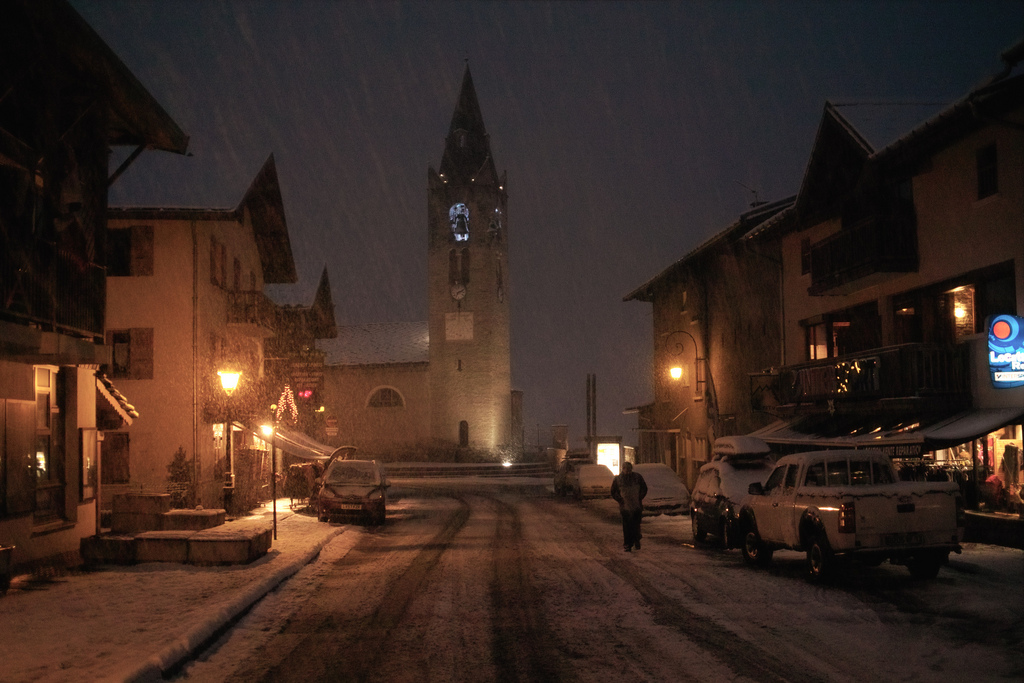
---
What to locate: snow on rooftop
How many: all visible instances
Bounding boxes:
[318,322,429,366]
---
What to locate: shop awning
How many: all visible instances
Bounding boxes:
[921,408,1024,448]
[751,407,1024,456]
[271,428,333,461]
[750,411,949,457]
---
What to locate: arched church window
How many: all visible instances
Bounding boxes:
[368,387,404,408]
[450,203,469,242]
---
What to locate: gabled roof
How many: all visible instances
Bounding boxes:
[752,44,1024,241]
[318,322,429,366]
[437,65,498,186]
[623,196,793,303]
[5,0,188,154]
[267,267,337,340]
[109,155,297,284]
[872,69,1024,173]
[309,268,338,339]
[790,102,873,225]
[240,155,297,284]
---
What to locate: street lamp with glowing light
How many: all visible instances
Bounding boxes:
[261,423,278,540]
[218,370,240,396]
[218,369,241,508]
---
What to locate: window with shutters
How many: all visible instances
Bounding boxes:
[106,328,155,380]
[210,236,227,287]
[107,226,154,276]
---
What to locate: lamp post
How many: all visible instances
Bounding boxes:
[665,329,700,388]
[218,370,241,510]
[261,423,277,540]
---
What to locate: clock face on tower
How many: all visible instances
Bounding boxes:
[450,203,469,242]
[450,282,466,300]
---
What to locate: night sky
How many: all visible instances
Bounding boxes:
[72,1,1023,450]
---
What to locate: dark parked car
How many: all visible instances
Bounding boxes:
[313,458,390,525]
[690,455,774,547]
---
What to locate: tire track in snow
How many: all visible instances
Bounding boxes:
[487,495,565,683]
[342,496,472,681]
[604,554,824,683]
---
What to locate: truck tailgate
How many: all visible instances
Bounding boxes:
[849,482,961,548]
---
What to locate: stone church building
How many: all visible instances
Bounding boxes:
[316,67,520,460]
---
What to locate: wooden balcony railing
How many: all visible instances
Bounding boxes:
[227,290,277,335]
[761,343,968,407]
[809,213,917,295]
[0,239,105,338]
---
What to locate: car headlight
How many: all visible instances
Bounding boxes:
[368,489,383,501]
[319,487,337,500]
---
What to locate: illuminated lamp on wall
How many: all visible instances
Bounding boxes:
[988,314,1024,388]
[669,366,684,380]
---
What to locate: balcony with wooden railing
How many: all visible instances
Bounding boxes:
[227,290,277,337]
[753,343,969,415]
[0,239,105,339]
[809,212,917,296]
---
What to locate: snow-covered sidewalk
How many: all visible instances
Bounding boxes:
[0,501,341,683]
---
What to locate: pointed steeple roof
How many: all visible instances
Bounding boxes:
[309,267,337,339]
[439,65,498,184]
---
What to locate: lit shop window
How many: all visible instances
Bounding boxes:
[807,323,829,360]
[949,285,976,338]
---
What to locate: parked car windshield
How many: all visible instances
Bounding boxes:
[325,461,380,485]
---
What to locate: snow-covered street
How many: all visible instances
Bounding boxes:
[181,478,1021,682]
[1,477,1021,682]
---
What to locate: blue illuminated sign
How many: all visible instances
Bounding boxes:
[988,314,1024,388]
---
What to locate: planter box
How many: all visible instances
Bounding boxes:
[162,509,226,531]
[188,526,271,566]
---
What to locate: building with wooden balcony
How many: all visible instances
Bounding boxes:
[746,45,1024,501]
[0,0,187,570]
[104,155,298,511]
[626,42,1024,507]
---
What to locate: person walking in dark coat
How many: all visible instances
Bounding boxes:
[611,461,647,552]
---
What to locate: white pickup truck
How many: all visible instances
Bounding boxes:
[738,449,964,581]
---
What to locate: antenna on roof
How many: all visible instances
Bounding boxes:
[735,181,766,208]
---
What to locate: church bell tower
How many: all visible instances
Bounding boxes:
[427,66,511,452]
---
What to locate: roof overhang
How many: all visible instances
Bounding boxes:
[751,406,1024,457]
[96,376,136,429]
[15,0,189,154]
[238,155,297,284]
